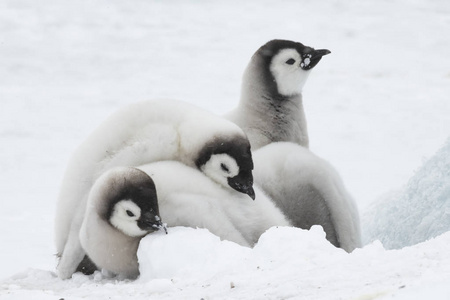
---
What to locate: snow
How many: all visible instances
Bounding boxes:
[364,138,450,249]
[2,227,450,299]
[301,55,311,68]
[1,0,450,298]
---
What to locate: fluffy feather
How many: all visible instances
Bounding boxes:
[253,143,361,252]
[62,167,162,279]
[55,99,253,279]
[138,161,291,247]
[225,40,360,251]
[225,39,330,150]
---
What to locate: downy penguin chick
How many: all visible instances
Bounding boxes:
[55,99,254,279]
[78,167,165,279]
[138,161,291,247]
[225,39,330,150]
[253,142,361,252]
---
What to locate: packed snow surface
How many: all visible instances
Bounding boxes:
[2,227,450,300]
[1,0,450,299]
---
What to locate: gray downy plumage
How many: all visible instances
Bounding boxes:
[226,40,361,251]
[55,99,255,279]
[225,39,330,150]
[253,143,362,252]
[62,167,165,279]
[137,161,291,248]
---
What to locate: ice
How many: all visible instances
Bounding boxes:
[364,138,450,249]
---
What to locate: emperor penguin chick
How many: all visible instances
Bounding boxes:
[55,99,254,279]
[78,167,165,280]
[138,161,291,247]
[225,39,330,150]
[253,142,361,252]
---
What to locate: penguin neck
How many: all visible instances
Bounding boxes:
[239,82,309,149]
[80,212,141,278]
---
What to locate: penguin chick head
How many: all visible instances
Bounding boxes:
[96,167,166,237]
[250,39,330,97]
[196,135,255,200]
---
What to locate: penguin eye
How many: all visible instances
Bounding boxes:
[285,58,296,65]
[126,210,135,217]
[221,163,230,173]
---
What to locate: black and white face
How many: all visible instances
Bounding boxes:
[270,48,312,96]
[109,198,165,237]
[105,168,166,237]
[269,47,331,96]
[110,200,151,237]
[196,136,255,199]
[201,153,240,185]
[256,40,330,97]
[200,153,254,199]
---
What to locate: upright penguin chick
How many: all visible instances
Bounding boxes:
[225,39,330,150]
[78,167,165,280]
[55,99,254,279]
[253,142,362,252]
[138,161,291,247]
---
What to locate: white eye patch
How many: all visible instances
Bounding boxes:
[269,48,311,96]
[200,153,240,187]
[109,200,147,237]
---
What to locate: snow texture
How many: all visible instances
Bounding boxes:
[1,0,450,298]
[364,138,450,249]
[2,227,450,300]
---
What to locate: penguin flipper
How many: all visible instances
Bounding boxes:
[282,184,340,248]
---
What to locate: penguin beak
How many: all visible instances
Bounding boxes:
[227,171,256,200]
[313,49,331,58]
[138,212,168,234]
[301,49,331,70]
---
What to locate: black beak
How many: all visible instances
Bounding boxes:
[302,48,331,70]
[313,49,331,58]
[138,212,168,234]
[227,170,255,200]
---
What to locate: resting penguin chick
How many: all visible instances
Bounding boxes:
[252,142,361,252]
[79,167,165,279]
[138,161,291,247]
[55,99,254,279]
[225,39,330,150]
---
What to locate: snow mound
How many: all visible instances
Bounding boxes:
[138,225,340,282]
[363,138,450,249]
[137,226,252,281]
[2,227,450,299]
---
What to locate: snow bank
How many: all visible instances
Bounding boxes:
[2,226,450,299]
[364,138,450,249]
